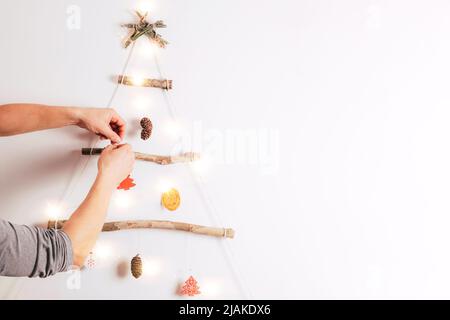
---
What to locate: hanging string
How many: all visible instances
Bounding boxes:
[153,54,253,299]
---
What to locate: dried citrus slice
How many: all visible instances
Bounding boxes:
[161,188,180,211]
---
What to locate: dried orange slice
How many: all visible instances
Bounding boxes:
[161,188,180,211]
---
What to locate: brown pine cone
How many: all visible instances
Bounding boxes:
[140,117,152,130]
[131,254,142,279]
[141,129,152,140]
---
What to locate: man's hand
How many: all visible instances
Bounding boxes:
[97,144,135,187]
[76,108,126,144]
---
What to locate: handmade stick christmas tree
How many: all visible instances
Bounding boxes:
[49,8,237,293]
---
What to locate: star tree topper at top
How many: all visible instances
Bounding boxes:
[122,11,168,49]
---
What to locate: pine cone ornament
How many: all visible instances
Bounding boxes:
[131,254,143,279]
[140,117,153,130]
[140,117,153,141]
[141,129,151,140]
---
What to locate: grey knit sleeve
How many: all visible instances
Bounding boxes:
[0,219,73,278]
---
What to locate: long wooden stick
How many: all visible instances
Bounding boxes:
[82,148,200,165]
[48,219,235,239]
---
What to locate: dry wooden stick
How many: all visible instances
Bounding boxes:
[82,148,200,165]
[118,75,172,90]
[48,219,235,239]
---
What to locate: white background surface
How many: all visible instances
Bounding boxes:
[1,0,450,299]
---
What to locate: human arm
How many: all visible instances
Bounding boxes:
[0,103,125,143]
[0,220,73,277]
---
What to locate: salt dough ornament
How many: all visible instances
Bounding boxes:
[161,188,181,211]
[179,276,201,296]
[117,175,136,191]
[131,254,143,279]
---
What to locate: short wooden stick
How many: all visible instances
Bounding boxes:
[118,75,172,90]
[48,219,235,239]
[82,148,200,165]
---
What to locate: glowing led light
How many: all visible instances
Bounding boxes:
[135,1,153,15]
[142,258,162,276]
[137,41,157,57]
[132,96,151,111]
[94,242,112,260]
[131,75,145,86]
[45,201,65,220]
[114,192,134,209]
[156,179,174,193]
[201,278,222,297]
[191,154,211,175]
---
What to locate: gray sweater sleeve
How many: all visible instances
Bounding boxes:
[0,219,73,278]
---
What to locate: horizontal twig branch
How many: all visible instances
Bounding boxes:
[81,148,200,165]
[48,219,235,239]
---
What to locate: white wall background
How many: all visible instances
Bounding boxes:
[1,0,450,299]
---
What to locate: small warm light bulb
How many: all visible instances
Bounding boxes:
[156,179,173,193]
[94,242,112,260]
[191,154,211,175]
[132,96,151,111]
[131,75,145,86]
[135,1,153,15]
[45,201,64,220]
[138,41,157,57]
[142,258,162,276]
[114,192,133,209]
[165,120,181,137]
[201,279,222,297]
